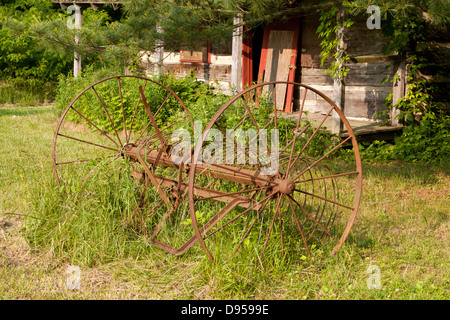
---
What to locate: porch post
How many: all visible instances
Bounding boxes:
[332,6,346,135]
[392,59,406,126]
[154,22,164,76]
[231,12,243,92]
[73,3,82,77]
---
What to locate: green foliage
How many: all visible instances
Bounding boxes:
[55,68,230,134]
[0,79,55,106]
[0,0,71,81]
[392,112,450,163]
[360,112,449,164]
[0,0,73,104]
[316,5,354,80]
[162,72,230,125]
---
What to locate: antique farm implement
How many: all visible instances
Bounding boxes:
[52,75,362,262]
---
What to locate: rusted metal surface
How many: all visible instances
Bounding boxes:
[52,76,362,263]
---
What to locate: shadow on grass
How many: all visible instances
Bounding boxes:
[362,160,449,184]
[0,106,54,117]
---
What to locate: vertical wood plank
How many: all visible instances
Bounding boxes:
[73,4,82,78]
[332,7,346,134]
[263,30,294,109]
[231,12,243,92]
[155,22,164,76]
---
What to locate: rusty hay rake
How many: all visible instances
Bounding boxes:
[52,75,362,263]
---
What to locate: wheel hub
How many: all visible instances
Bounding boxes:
[278,179,295,194]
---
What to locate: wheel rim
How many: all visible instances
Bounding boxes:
[188,81,362,263]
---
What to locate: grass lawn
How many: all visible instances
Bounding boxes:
[0,104,449,300]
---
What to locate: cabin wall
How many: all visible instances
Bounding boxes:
[143,46,234,94]
[296,14,396,120]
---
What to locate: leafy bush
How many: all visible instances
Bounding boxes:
[360,112,449,164]
[0,78,56,106]
[55,68,230,133]
[0,0,73,104]
[392,112,449,163]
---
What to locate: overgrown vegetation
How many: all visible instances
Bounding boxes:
[0,0,72,104]
[1,106,449,299]
[307,1,448,164]
[54,68,230,129]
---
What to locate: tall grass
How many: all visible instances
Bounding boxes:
[0,80,56,106]
[25,159,153,267]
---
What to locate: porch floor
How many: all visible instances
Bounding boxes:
[283,111,404,142]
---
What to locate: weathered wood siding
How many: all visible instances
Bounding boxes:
[144,44,233,93]
[296,14,396,120]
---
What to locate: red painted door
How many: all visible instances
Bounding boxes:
[257,20,300,113]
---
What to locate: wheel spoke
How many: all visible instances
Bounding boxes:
[286,195,311,256]
[261,193,282,259]
[285,89,308,177]
[91,86,123,146]
[117,77,128,142]
[295,87,308,131]
[240,95,271,160]
[232,195,272,255]
[69,105,120,148]
[139,85,166,146]
[57,133,119,153]
[279,195,284,257]
[294,188,354,211]
[127,79,148,144]
[287,105,335,174]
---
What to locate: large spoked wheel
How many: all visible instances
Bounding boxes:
[188,81,362,263]
[52,75,195,251]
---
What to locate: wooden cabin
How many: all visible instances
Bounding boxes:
[52,1,449,135]
[143,12,404,128]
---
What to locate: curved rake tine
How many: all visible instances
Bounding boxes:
[287,194,335,239]
[296,171,359,184]
[232,195,273,255]
[286,195,311,256]
[205,191,277,239]
[291,136,352,182]
[294,189,354,211]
